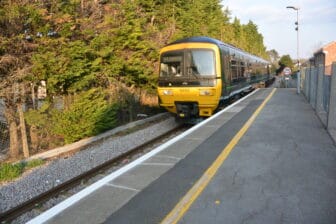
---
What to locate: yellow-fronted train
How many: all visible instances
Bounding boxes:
[157,36,274,123]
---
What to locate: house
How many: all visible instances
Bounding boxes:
[313,41,336,75]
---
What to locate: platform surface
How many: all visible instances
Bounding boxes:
[38,88,336,224]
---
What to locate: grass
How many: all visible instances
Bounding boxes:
[0,159,44,183]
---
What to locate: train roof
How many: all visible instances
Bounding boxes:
[169,36,223,46]
[167,36,269,63]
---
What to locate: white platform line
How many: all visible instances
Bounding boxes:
[141,162,175,166]
[154,155,181,160]
[204,124,222,128]
[185,137,204,140]
[27,89,259,224]
[106,183,139,192]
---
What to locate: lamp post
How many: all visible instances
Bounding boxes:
[286,6,300,94]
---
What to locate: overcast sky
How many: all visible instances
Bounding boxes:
[222,0,336,59]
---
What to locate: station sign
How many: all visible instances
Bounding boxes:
[283,67,292,75]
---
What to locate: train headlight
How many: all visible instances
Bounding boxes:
[162,90,173,95]
[199,89,214,96]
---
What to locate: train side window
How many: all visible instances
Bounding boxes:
[256,63,262,75]
[240,61,245,79]
[222,54,231,82]
[230,59,238,81]
[245,62,252,79]
[251,61,258,76]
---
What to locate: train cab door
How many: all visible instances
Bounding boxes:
[221,48,231,98]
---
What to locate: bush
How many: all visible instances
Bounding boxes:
[0,162,24,182]
[0,159,44,182]
[26,159,44,169]
[52,88,119,143]
[25,101,59,151]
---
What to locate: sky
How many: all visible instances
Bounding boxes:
[222,0,336,60]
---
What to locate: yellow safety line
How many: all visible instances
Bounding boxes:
[161,88,277,224]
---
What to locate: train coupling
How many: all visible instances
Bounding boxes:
[175,102,198,119]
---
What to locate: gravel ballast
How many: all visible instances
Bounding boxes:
[0,114,179,215]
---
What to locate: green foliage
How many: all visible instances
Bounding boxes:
[26,159,44,169]
[169,0,228,40]
[28,0,268,94]
[51,88,119,144]
[25,101,53,134]
[276,54,294,75]
[0,2,45,36]
[267,49,280,73]
[279,55,294,70]
[32,40,100,94]
[0,159,44,182]
[242,21,266,57]
[267,49,280,64]
[0,162,24,182]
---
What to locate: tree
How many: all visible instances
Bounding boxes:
[0,38,34,159]
[277,55,294,75]
[231,17,243,47]
[267,49,280,64]
[267,49,280,73]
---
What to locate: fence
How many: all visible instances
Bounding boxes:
[302,62,336,142]
[0,121,9,153]
[0,99,9,154]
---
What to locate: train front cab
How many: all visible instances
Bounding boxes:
[157,42,223,121]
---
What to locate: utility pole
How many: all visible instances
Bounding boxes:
[286,6,300,94]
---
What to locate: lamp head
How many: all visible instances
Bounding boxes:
[286,6,299,10]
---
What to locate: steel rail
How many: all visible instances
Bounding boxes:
[0,125,185,223]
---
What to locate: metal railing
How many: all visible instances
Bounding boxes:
[302,62,336,142]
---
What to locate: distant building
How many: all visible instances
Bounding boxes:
[313,41,336,75]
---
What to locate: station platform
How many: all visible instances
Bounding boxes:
[30,88,336,224]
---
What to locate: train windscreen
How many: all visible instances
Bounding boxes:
[186,50,215,77]
[160,51,184,78]
[160,50,215,78]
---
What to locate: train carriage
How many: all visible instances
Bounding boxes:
[157,36,271,122]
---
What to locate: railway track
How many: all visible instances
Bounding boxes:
[0,124,189,223]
